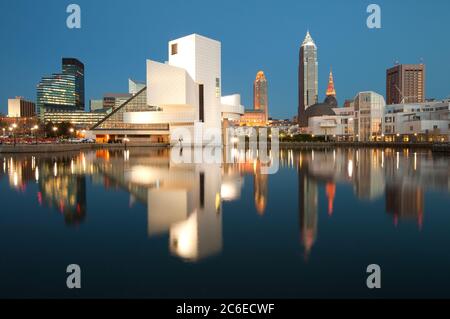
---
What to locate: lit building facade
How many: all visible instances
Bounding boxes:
[37,58,85,116]
[298,31,318,127]
[42,109,109,128]
[7,97,36,118]
[353,91,385,141]
[254,71,268,123]
[383,100,450,142]
[62,58,85,110]
[239,109,267,127]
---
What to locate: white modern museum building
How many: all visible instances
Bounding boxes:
[90,34,244,145]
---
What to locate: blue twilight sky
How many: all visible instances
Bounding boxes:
[0,0,449,119]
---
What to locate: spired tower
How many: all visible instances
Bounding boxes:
[298,31,318,127]
[326,68,336,97]
[324,68,338,107]
[253,71,269,123]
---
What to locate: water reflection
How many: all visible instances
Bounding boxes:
[1,147,449,262]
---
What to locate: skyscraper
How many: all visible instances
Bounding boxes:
[298,31,318,127]
[253,71,268,123]
[324,68,338,107]
[386,64,425,105]
[62,58,85,110]
[37,58,85,115]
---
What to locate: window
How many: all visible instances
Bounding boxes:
[215,78,220,98]
[171,43,178,55]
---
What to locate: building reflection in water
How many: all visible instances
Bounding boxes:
[283,147,450,259]
[1,147,449,262]
[0,154,87,226]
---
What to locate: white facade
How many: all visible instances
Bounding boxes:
[307,107,355,140]
[305,94,450,142]
[383,100,450,141]
[7,98,21,117]
[141,34,243,145]
[91,34,244,145]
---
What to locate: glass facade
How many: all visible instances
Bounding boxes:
[354,92,385,141]
[62,58,85,110]
[93,87,169,131]
[36,58,85,116]
[37,74,77,115]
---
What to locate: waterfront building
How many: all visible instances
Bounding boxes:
[353,91,385,141]
[90,34,244,145]
[298,31,318,127]
[304,69,355,140]
[7,97,36,118]
[42,108,110,128]
[383,100,450,142]
[62,58,85,110]
[239,109,267,126]
[37,58,85,116]
[386,64,425,105]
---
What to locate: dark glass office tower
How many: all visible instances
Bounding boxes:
[36,58,85,116]
[62,58,85,110]
[298,31,318,127]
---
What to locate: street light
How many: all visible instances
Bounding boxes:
[11,124,17,146]
[31,125,39,144]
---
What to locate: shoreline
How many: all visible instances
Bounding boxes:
[1,141,450,154]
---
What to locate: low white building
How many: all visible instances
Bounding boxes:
[306,91,384,141]
[91,34,244,145]
[383,100,450,142]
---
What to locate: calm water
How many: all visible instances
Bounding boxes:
[1,147,450,298]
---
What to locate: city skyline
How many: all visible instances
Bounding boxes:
[1,0,450,119]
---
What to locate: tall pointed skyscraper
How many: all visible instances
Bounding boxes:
[298,31,318,127]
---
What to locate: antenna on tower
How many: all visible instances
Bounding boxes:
[419,57,424,64]
[394,59,400,66]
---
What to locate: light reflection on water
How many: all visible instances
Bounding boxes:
[1,147,450,298]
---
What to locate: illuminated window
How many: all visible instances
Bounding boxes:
[171,43,178,55]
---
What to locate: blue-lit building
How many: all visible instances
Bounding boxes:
[36,58,85,116]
